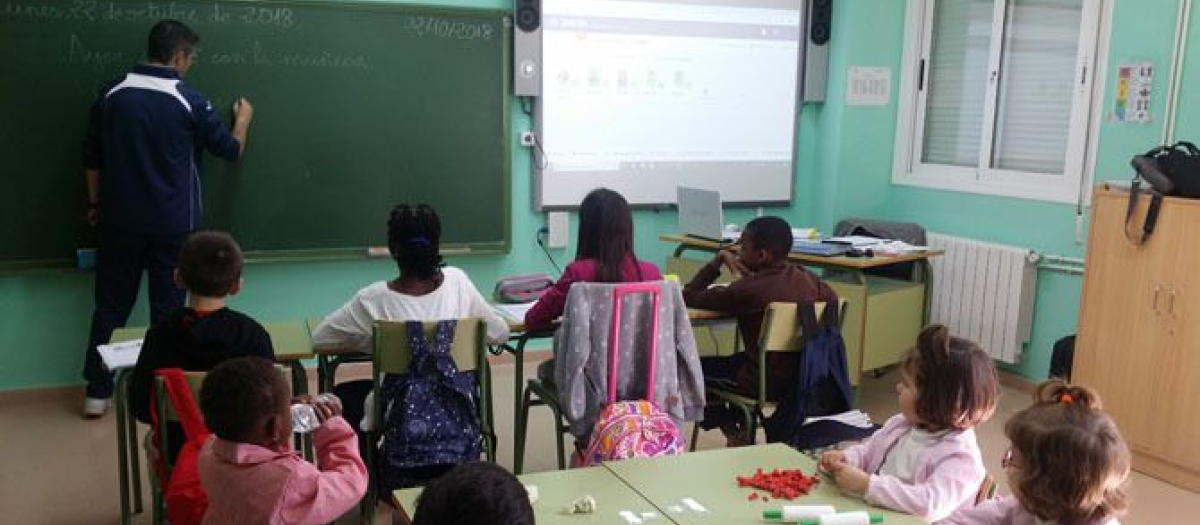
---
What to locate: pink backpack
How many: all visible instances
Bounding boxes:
[578,283,685,466]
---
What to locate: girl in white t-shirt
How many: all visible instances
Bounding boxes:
[312,204,509,430]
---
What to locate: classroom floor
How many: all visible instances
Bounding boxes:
[1,354,1195,525]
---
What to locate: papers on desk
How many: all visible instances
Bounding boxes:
[97,338,143,371]
[803,409,874,429]
[492,302,536,323]
[871,240,929,255]
[825,235,884,248]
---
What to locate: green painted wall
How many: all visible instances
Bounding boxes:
[1,0,1196,391]
[807,0,1191,379]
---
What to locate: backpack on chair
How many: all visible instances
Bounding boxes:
[150,368,211,525]
[578,283,685,466]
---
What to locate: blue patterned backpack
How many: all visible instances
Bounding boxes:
[379,320,482,491]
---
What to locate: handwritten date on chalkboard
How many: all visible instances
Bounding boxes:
[404,15,493,40]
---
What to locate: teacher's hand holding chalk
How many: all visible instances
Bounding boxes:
[231,97,255,157]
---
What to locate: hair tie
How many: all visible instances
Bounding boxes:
[404,236,431,247]
[1059,393,1074,404]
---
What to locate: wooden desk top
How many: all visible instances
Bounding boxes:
[394,466,661,525]
[503,308,731,336]
[660,234,943,269]
[110,320,314,361]
[603,444,924,525]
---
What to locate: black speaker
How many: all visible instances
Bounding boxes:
[810,0,831,46]
[514,0,542,96]
[803,0,831,102]
[516,0,540,32]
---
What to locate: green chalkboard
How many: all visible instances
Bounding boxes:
[0,0,511,267]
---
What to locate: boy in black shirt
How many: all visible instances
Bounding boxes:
[129,231,273,458]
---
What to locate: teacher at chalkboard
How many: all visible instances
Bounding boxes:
[79,20,255,418]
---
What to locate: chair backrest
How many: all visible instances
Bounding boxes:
[664,256,735,285]
[369,318,489,430]
[371,318,485,375]
[606,282,662,402]
[154,372,208,424]
[757,299,848,353]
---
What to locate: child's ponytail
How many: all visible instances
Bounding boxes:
[1033,379,1102,411]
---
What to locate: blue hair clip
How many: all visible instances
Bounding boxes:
[405,236,431,247]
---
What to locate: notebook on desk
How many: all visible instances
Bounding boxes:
[793,240,852,257]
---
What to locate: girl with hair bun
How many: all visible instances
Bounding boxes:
[939,380,1131,525]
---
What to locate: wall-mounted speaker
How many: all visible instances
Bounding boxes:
[803,0,832,103]
[514,0,542,96]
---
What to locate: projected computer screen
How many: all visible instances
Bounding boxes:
[536,0,804,208]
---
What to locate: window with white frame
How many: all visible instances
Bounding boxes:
[893,0,1103,203]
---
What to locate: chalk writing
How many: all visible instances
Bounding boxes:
[280,51,369,70]
[404,15,493,40]
[2,1,292,26]
[68,33,127,72]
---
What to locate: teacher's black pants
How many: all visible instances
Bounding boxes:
[82,228,187,399]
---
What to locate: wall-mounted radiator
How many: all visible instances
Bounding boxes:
[926,233,1038,364]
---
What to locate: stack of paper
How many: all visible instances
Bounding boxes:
[825,235,884,248]
[97,339,143,371]
[492,302,536,323]
[802,409,874,429]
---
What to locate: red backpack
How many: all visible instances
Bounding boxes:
[150,368,212,525]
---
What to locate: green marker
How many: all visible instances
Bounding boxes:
[763,509,884,525]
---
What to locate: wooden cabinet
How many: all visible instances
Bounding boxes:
[1076,186,1200,491]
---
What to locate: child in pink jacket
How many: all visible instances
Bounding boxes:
[938,380,1130,525]
[820,325,1000,522]
[197,357,368,525]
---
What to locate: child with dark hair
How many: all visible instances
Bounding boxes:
[683,216,837,446]
[129,231,273,460]
[820,325,1000,522]
[412,462,535,525]
[312,204,508,430]
[198,357,367,525]
[939,380,1130,525]
[524,188,662,329]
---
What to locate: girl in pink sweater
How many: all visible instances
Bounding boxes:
[820,325,1000,522]
[939,380,1130,525]
[197,357,368,525]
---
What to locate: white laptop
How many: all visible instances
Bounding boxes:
[678,186,736,243]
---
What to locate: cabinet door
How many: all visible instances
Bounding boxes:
[1152,200,1200,471]
[1076,192,1177,452]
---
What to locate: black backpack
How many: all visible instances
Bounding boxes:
[1127,142,1200,243]
[764,303,874,450]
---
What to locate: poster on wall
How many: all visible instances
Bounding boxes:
[1111,62,1153,123]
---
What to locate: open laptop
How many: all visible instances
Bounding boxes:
[678,186,735,243]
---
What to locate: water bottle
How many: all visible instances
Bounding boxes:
[291,393,339,434]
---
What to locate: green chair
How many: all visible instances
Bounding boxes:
[362,318,494,524]
[150,371,207,525]
[513,368,572,474]
[690,299,847,449]
[150,366,290,525]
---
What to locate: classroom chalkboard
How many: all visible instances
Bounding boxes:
[0,0,511,267]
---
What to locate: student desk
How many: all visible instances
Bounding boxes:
[604,443,924,525]
[393,465,661,524]
[661,234,944,385]
[110,321,314,525]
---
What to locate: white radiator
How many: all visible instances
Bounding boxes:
[926,233,1037,363]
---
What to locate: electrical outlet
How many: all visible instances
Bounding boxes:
[520,131,536,147]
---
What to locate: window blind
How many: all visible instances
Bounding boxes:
[921,0,993,168]
[991,0,1084,174]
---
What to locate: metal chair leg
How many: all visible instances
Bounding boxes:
[549,403,567,470]
[514,384,536,474]
[690,422,701,452]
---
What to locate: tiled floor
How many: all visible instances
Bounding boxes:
[0,356,1194,524]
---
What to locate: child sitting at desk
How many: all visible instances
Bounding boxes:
[524,188,662,387]
[198,357,367,525]
[682,216,837,446]
[129,231,274,461]
[820,325,999,522]
[311,203,509,431]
